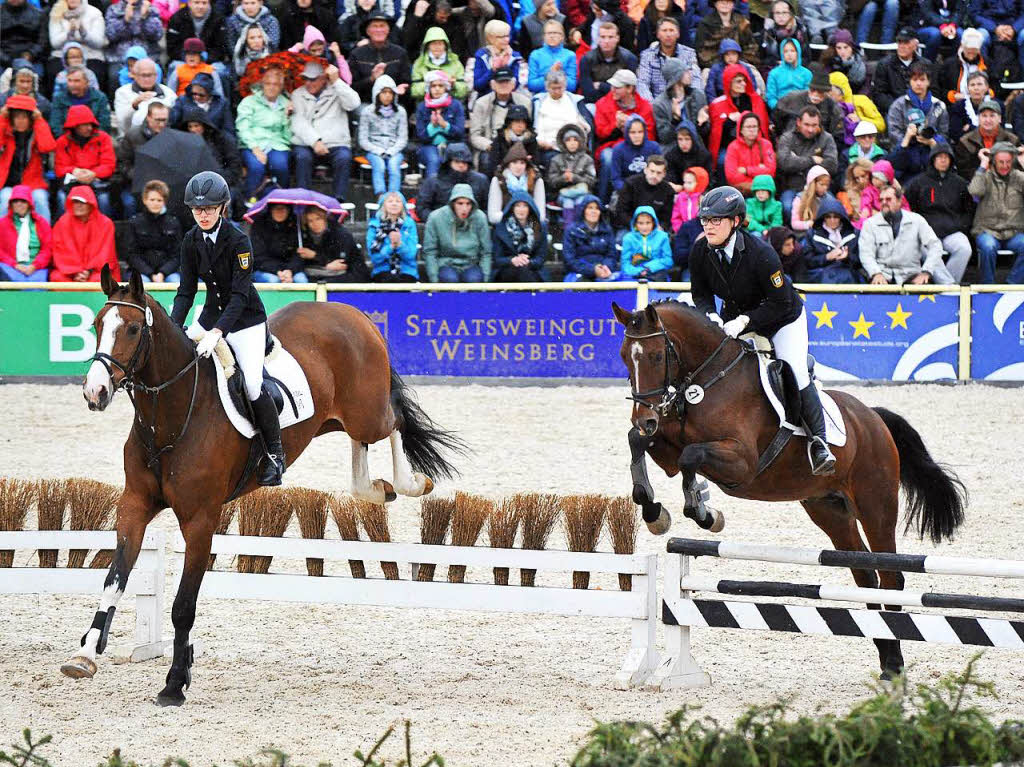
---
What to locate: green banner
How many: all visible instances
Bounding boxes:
[0,288,316,377]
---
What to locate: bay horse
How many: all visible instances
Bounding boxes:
[611,300,967,679]
[62,265,461,705]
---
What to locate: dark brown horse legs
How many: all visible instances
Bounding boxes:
[678,442,746,533]
[61,493,156,679]
[157,510,217,707]
[628,427,671,534]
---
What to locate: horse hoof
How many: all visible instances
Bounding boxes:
[645,508,671,535]
[707,507,726,533]
[60,656,97,679]
[420,476,434,496]
[880,667,904,683]
[381,480,397,503]
[155,688,186,707]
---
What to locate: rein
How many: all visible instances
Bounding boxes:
[624,320,752,419]
[90,299,201,477]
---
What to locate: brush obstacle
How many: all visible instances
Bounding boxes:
[654,538,1024,690]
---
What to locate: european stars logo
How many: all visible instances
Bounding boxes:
[886,302,912,329]
[812,300,916,338]
[812,302,838,329]
[849,312,875,339]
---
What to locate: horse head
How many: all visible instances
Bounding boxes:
[83,265,157,410]
[612,300,727,437]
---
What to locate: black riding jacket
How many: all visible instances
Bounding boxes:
[690,228,802,337]
[171,219,267,334]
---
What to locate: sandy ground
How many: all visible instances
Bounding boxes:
[1,381,1023,766]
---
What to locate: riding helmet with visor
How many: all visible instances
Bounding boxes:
[698,185,746,222]
[184,171,230,208]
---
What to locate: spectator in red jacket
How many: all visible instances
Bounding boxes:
[707,62,769,173]
[724,111,777,194]
[49,185,119,282]
[0,95,56,224]
[593,70,656,201]
[53,104,116,218]
[0,185,52,282]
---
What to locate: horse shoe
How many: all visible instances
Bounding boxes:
[60,656,98,680]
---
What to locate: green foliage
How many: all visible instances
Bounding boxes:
[570,655,1024,767]
[0,730,52,767]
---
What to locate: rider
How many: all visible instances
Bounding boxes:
[689,185,836,476]
[170,171,285,486]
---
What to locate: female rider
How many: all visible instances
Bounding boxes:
[170,171,285,486]
[689,185,835,476]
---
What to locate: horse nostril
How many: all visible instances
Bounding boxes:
[642,418,659,436]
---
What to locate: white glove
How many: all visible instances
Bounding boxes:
[185,323,206,341]
[196,330,222,358]
[707,312,724,328]
[722,315,750,338]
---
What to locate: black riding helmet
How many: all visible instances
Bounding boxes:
[698,185,745,221]
[184,171,230,208]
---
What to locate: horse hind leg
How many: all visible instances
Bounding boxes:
[349,437,396,504]
[61,493,155,680]
[389,429,433,498]
[802,494,902,680]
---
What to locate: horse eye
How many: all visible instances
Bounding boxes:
[653,352,663,363]
[127,323,140,336]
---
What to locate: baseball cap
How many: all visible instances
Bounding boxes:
[607,69,638,88]
[906,108,926,126]
[979,97,1002,115]
[301,60,325,79]
[492,66,516,81]
[896,26,917,41]
[853,121,877,137]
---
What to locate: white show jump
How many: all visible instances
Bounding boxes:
[654,537,1024,690]
[172,533,661,688]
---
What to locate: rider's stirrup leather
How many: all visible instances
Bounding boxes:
[251,386,285,486]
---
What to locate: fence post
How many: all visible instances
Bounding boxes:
[958,286,972,381]
[614,553,660,689]
[127,529,168,662]
[652,550,710,690]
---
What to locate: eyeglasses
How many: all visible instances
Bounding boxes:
[700,216,725,227]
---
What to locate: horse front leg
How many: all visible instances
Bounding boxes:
[678,439,753,533]
[61,492,157,679]
[157,509,217,707]
[628,427,673,535]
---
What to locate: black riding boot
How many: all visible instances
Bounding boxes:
[251,385,285,486]
[800,383,836,476]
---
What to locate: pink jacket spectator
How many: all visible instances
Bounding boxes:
[670,166,709,233]
[0,185,52,273]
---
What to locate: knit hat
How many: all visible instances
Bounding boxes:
[961,27,983,49]
[502,141,530,166]
[806,165,830,185]
[853,120,877,137]
[424,69,452,89]
[830,28,854,47]
[183,37,206,53]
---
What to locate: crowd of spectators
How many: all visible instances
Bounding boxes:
[3,0,1024,284]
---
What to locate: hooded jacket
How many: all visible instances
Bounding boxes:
[468,89,534,156]
[805,197,861,282]
[704,39,764,102]
[0,99,56,191]
[53,105,115,183]
[250,206,303,274]
[708,63,770,166]
[547,124,597,193]
[610,115,661,191]
[412,27,469,101]
[0,186,51,272]
[665,122,711,184]
[169,73,236,140]
[724,111,777,189]
[488,141,546,223]
[594,88,656,157]
[417,143,490,219]
[829,71,885,134]
[175,107,243,187]
[49,42,99,94]
[291,74,361,149]
[48,1,106,63]
[694,8,758,69]
[493,192,548,274]
[969,158,1024,240]
[423,183,492,281]
[104,3,164,63]
[367,191,420,279]
[225,1,281,52]
[765,38,812,109]
[526,41,578,93]
[621,205,673,277]
[562,194,617,277]
[358,75,408,156]
[671,166,710,232]
[126,201,184,278]
[745,174,783,233]
[904,143,974,239]
[236,84,292,152]
[50,185,119,282]
[167,4,230,64]
[653,58,709,145]
[758,9,811,69]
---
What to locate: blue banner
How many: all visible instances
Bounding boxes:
[971,292,1024,381]
[804,293,959,381]
[327,290,635,378]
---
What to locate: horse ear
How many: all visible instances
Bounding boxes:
[611,302,633,326]
[129,268,145,300]
[100,264,117,297]
[644,304,659,324]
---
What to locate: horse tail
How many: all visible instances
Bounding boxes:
[389,366,465,481]
[872,407,967,544]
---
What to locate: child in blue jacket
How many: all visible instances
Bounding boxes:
[610,115,660,193]
[562,195,618,281]
[620,205,672,280]
[367,191,419,282]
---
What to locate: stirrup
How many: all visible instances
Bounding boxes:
[808,436,836,476]
[258,452,284,486]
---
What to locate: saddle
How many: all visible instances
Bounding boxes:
[214,334,299,423]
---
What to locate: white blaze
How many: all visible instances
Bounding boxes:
[630,341,643,386]
[84,308,122,399]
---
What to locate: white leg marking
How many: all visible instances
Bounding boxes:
[79,580,126,661]
[389,430,428,497]
[84,308,122,402]
[350,437,384,503]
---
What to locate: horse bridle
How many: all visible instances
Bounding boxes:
[624,319,751,418]
[90,299,201,475]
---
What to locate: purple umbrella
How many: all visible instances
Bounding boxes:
[243,188,348,247]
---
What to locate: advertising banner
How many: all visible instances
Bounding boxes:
[971,292,1024,381]
[0,289,315,377]
[327,289,635,378]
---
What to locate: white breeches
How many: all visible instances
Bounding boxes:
[192,320,266,400]
[771,308,810,390]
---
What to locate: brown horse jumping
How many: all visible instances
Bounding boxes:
[63,266,461,705]
[612,300,967,679]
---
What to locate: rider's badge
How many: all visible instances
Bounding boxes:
[770,269,783,288]
[237,251,251,270]
[684,385,705,405]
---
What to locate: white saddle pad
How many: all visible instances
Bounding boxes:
[209,335,315,438]
[752,343,847,448]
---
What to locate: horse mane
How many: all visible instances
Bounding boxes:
[109,285,192,349]
[649,298,727,339]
